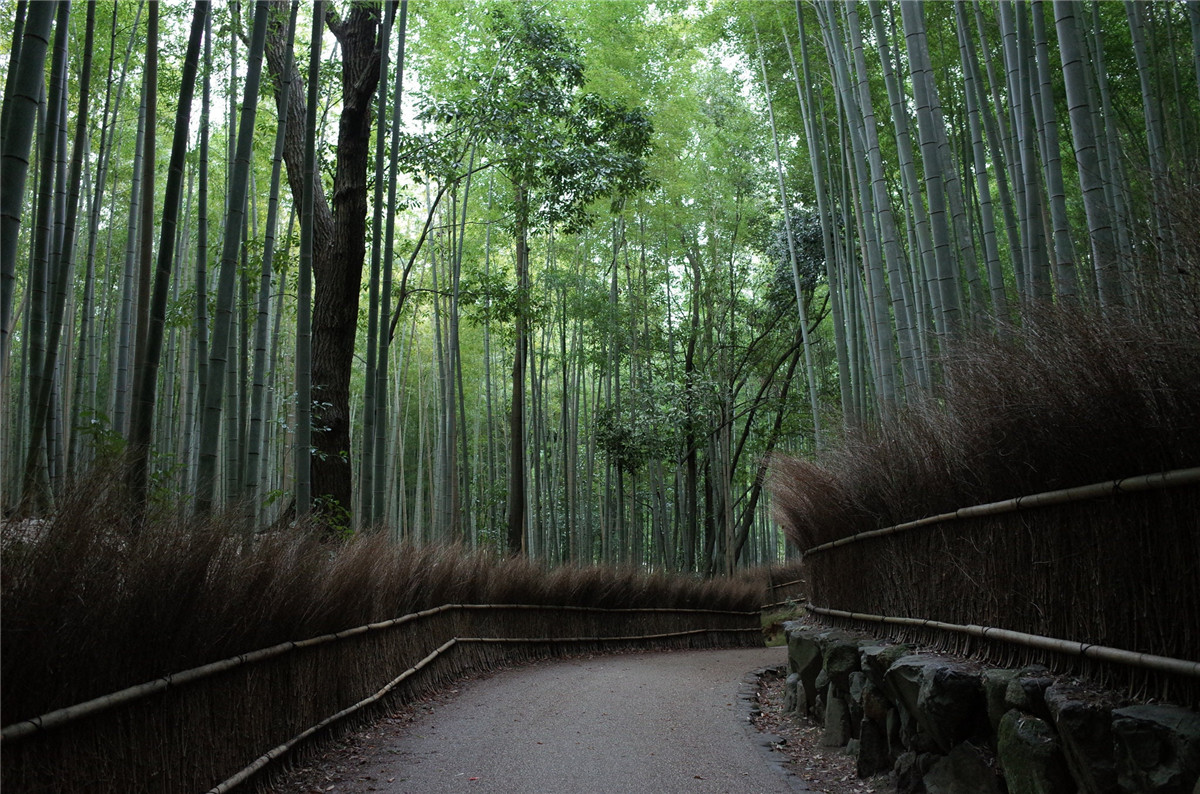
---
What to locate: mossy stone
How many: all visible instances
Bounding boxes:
[998,709,1075,794]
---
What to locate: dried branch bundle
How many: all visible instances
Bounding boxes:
[770,285,1200,703]
[1,473,762,729]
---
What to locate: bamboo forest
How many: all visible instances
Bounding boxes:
[2,0,1198,575]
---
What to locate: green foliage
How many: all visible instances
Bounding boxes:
[594,382,682,473]
[406,2,655,234]
[75,409,126,464]
[762,208,827,296]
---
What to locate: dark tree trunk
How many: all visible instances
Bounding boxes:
[506,190,530,555]
[265,3,380,523]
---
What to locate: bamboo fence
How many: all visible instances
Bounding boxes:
[798,468,1200,706]
[1,604,759,794]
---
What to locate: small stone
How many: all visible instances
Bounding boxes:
[861,679,892,727]
[895,751,922,794]
[848,672,867,731]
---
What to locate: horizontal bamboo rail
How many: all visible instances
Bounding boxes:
[1,604,758,743]
[803,466,1200,556]
[769,578,806,591]
[807,605,1200,678]
[205,627,758,794]
[206,638,455,794]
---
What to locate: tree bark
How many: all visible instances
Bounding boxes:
[265,1,380,524]
[506,188,530,555]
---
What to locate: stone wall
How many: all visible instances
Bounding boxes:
[784,623,1200,794]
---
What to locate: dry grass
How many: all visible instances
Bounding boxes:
[1,474,763,728]
[767,282,1200,704]
[771,284,1200,550]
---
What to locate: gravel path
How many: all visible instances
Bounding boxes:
[274,646,806,794]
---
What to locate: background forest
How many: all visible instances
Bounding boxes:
[3,0,1198,577]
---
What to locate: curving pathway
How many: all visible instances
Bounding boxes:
[318,646,805,794]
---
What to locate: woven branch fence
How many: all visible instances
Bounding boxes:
[0,603,759,794]
[799,468,1200,706]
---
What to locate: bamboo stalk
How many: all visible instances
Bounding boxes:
[768,578,806,591]
[804,467,1200,555]
[1,604,757,742]
[807,605,1200,678]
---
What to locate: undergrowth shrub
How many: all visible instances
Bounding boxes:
[1,473,762,726]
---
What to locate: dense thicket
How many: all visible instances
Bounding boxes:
[2,0,1197,575]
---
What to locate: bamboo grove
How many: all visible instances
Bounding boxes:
[2,1,1197,572]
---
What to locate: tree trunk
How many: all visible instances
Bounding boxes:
[265,1,381,526]
[506,188,530,555]
[128,1,207,512]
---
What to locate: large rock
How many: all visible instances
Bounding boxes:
[823,636,866,690]
[862,642,917,695]
[823,691,853,747]
[787,629,823,714]
[783,672,801,714]
[1045,681,1122,794]
[1111,704,1200,794]
[814,668,830,725]
[984,669,1019,734]
[998,709,1076,794]
[860,678,892,727]
[848,671,867,731]
[887,654,988,753]
[858,717,893,778]
[888,706,906,759]
[1006,665,1056,722]
[924,741,1004,794]
[896,750,940,794]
